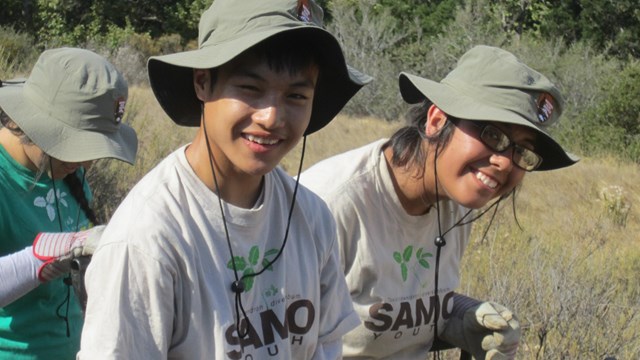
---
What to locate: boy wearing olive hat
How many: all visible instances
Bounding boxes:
[78,0,370,359]
[300,45,577,359]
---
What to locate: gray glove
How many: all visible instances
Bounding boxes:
[32,225,105,282]
[440,296,520,360]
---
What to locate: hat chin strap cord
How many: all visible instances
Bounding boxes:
[201,106,306,339]
[49,157,87,338]
[429,142,508,358]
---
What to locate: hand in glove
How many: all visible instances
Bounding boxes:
[440,294,520,360]
[32,225,105,282]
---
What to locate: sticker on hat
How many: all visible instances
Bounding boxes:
[114,97,126,124]
[536,92,555,125]
[297,0,312,22]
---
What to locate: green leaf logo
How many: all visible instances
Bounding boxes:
[392,246,433,282]
[226,245,279,291]
[416,248,433,269]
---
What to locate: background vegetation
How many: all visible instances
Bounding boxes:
[2,0,639,358]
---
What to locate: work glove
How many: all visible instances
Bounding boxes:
[440,297,520,360]
[32,225,105,282]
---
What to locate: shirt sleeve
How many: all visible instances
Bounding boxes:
[0,247,40,307]
[77,229,176,359]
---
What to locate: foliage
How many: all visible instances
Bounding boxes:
[479,0,640,59]
[327,0,407,120]
[0,27,39,79]
[553,59,640,163]
[456,159,640,359]
[375,0,460,43]
[1,0,214,47]
[86,87,197,221]
[590,61,640,161]
[576,0,640,59]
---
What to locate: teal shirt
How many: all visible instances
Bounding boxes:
[0,145,91,360]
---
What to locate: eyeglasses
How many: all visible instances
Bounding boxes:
[457,119,543,171]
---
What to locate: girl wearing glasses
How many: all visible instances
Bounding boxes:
[300,45,577,359]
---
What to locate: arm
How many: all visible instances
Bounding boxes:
[77,238,175,359]
[0,226,103,307]
[0,247,40,307]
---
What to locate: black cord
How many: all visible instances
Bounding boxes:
[432,143,444,348]
[430,142,476,356]
[50,158,64,231]
[50,159,72,337]
[201,106,306,338]
[56,280,71,337]
[50,160,88,337]
[429,137,509,359]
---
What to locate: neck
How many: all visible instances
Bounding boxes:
[383,146,435,216]
[186,129,263,209]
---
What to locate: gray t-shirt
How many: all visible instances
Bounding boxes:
[300,140,472,359]
[78,145,358,359]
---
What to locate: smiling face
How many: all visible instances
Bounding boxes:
[193,53,319,182]
[426,106,535,209]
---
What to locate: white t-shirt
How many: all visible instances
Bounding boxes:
[300,140,472,359]
[78,145,359,360]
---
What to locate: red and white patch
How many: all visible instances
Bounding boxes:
[536,93,555,124]
[114,97,126,124]
[297,0,312,22]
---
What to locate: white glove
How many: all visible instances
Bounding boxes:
[32,225,105,282]
[440,300,520,360]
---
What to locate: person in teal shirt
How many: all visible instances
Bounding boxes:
[0,48,138,359]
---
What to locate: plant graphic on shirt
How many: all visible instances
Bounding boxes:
[392,245,433,284]
[33,188,68,222]
[226,245,279,292]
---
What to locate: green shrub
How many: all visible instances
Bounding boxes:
[0,26,39,78]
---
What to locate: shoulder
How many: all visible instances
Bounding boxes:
[270,167,334,222]
[99,146,196,257]
[268,167,337,251]
[299,139,387,199]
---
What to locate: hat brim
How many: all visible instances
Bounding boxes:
[148,26,371,135]
[0,83,137,164]
[399,72,578,171]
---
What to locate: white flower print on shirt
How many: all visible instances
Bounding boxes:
[34,188,69,222]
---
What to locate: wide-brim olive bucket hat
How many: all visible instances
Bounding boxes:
[399,45,578,171]
[0,48,138,164]
[148,0,371,135]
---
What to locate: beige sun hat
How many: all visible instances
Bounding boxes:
[0,48,138,164]
[147,0,371,135]
[399,45,578,171]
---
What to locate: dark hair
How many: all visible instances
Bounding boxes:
[250,31,323,75]
[1,108,99,225]
[209,31,323,92]
[384,100,456,178]
[64,172,100,225]
[0,109,22,136]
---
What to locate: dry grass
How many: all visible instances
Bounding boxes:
[88,86,196,220]
[91,87,640,358]
[281,115,402,174]
[456,158,640,359]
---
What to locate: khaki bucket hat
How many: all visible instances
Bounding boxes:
[148,0,371,135]
[0,48,138,164]
[399,45,578,171]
